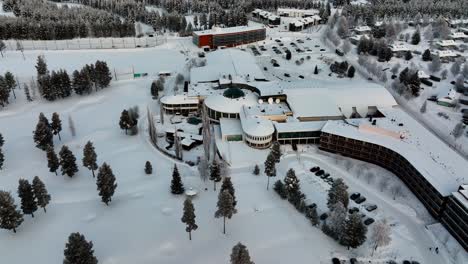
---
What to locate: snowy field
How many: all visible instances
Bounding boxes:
[1,27,467,263]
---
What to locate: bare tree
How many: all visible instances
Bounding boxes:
[451,122,465,139]
[344,159,354,171]
[68,115,76,137]
[364,171,375,185]
[201,107,211,161]
[159,99,165,125]
[378,177,389,192]
[174,130,183,160]
[198,156,208,182]
[370,219,392,256]
[390,184,403,200]
[147,107,157,145]
[341,40,352,54]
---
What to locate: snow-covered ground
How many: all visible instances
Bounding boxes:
[1,25,467,263]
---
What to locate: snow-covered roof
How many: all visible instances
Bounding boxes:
[193,25,265,37]
[220,118,243,136]
[160,94,199,105]
[389,44,410,52]
[190,49,267,84]
[436,40,458,47]
[451,32,468,39]
[277,8,319,16]
[274,121,326,133]
[349,34,369,41]
[436,50,458,58]
[239,106,275,137]
[453,185,468,209]
[282,84,397,119]
[417,70,430,79]
[321,107,468,196]
[354,26,372,32]
[204,92,257,114]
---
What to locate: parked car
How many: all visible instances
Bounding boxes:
[284,73,290,77]
[355,196,366,204]
[335,49,344,56]
[310,166,320,172]
[350,192,361,200]
[264,67,268,71]
[331,258,341,264]
[348,207,359,214]
[273,63,280,67]
[315,169,325,176]
[365,204,378,212]
[364,218,375,225]
[320,213,328,220]
[320,173,330,179]
[350,258,357,264]
[298,75,304,79]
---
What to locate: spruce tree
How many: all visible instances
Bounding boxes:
[327,178,349,209]
[284,168,300,196]
[96,163,117,205]
[411,29,421,45]
[51,112,62,140]
[307,206,319,226]
[150,81,159,98]
[230,242,255,264]
[327,202,347,240]
[273,180,287,199]
[17,179,38,217]
[253,164,260,175]
[33,113,53,150]
[0,191,24,233]
[181,198,198,240]
[215,189,237,234]
[209,159,222,191]
[220,177,237,207]
[32,176,51,213]
[264,152,276,190]
[4,71,16,99]
[63,232,98,264]
[340,212,367,249]
[119,109,133,134]
[0,132,4,147]
[171,164,185,194]
[82,141,98,177]
[35,55,48,77]
[271,142,281,163]
[347,66,355,78]
[46,146,60,175]
[0,148,3,170]
[145,161,152,175]
[59,145,79,177]
[422,49,432,61]
[94,60,112,88]
[24,83,33,102]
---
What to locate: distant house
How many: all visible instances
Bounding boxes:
[354,26,372,35]
[349,34,368,45]
[277,8,318,18]
[437,88,459,107]
[435,50,459,62]
[289,21,304,32]
[451,32,468,41]
[436,39,458,50]
[389,44,410,56]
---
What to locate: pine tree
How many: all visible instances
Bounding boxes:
[0,191,23,233]
[347,65,356,78]
[271,142,281,163]
[340,212,367,249]
[171,164,185,194]
[253,164,260,175]
[210,159,222,191]
[119,109,133,134]
[411,29,421,45]
[230,242,255,264]
[35,55,48,77]
[17,179,38,217]
[51,112,62,140]
[59,145,79,177]
[284,168,300,196]
[4,71,16,99]
[220,177,237,207]
[0,147,4,170]
[264,152,276,190]
[96,162,117,205]
[327,178,349,209]
[145,161,152,174]
[63,233,98,264]
[0,132,3,147]
[82,141,98,178]
[215,189,237,234]
[181,198,198,240]
[33,113,53,151]
[307,206,319,226]
[0,76,9,107]
[422,49,432,61]
[24,83,33,102]
[46,146,60,175]
[32,176,51,213]
[94,60,112,88]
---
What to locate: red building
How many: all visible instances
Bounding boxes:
[192,26,266,49]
